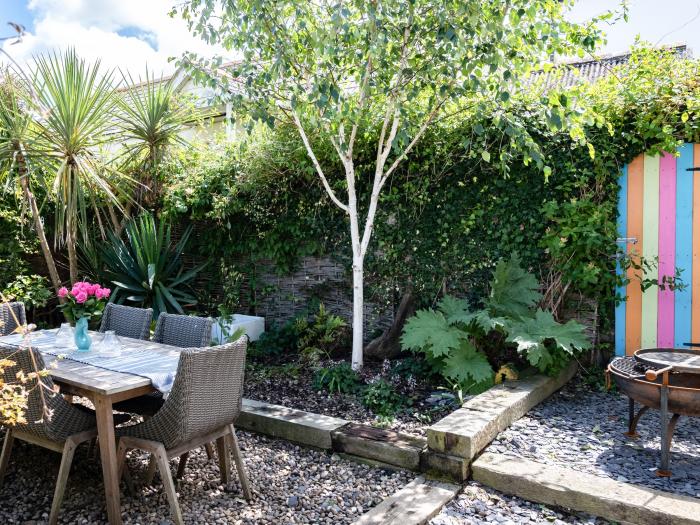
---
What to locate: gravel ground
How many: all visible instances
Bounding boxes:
[488,377,700,498]
[244,359,457,437]
[0,429,412,524]
[429,481,610,525]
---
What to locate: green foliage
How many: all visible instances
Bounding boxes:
[1,274,51,310]
[401,256,590,393]
[116,69,190,205]
[361,379,403,417]
[295,303,349,364]
[151,45,700,348]
[29,49,131,280]
[313,362,360,395]
[248,321,299,362]
[100,213,203,319]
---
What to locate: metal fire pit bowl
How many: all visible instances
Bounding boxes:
[608,349,700,477]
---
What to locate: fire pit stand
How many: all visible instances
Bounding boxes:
[608,348,700,477]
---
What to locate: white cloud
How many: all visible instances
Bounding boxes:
[2,0,228,81]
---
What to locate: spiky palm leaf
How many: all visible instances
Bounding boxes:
[102,213,205,319]
[116,70,190,203]
[29,49,132,280]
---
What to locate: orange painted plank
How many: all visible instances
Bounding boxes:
[692,144,700,343]
[626,154,644,355]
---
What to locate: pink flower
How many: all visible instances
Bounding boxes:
[100,288,112,299]
[75,291,88,304]
[89,284,100,296]
[58,287,68,298]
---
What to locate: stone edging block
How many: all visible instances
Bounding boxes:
[238,398,348,449]
[351,476,460,525]
[473,452,700,525]
[427,360,577,460]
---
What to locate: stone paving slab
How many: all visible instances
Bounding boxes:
[473,452,700,525]
[352,476,460,525]
[427,361,577,459]
[238,398,348,449]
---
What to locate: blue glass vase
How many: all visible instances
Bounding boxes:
[74,317,92,352]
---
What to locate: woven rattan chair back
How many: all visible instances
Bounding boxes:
[99,304,152,340]
[120,337,246,449]
[153,313,212,348]
[0,302,26,337]
[0,344,95,442]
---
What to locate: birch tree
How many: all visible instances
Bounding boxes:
[176,0,609,369]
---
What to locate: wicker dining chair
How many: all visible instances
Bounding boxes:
[0,301,26,336]
[116,337,251,525]
[0,345,98,525]
[99,304,152,340]
[113,313,214,417]
[153,313,213,348]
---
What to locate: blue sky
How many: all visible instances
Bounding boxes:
[1,0,700,75]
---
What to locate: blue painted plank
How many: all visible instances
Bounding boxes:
[674,143,694,347]
[615,165,628,356]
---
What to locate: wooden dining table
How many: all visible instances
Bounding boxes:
[0,329,183,525]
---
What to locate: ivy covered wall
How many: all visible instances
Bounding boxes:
[157,48,700,337]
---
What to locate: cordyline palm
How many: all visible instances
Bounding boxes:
[116,70,189,208]
[0,70,64,297]
[30,49,131,283]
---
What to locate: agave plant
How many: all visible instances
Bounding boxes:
[102,213,205,319]
[116,70,190,206]
[30,48,131,282]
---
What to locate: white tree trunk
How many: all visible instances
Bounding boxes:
[351,253,364,370]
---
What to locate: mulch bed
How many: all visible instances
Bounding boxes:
[243,358,459,437]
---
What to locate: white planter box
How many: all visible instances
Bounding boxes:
[212,314,265,344]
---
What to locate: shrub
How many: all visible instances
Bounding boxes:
[361,379,402,417]
[313,362,360,395]
[401,255,590,395]
[2,274,52,310]
[100,213,205,318]
[295,303,349,364]
[248,321,299,362]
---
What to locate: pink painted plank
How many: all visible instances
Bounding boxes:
[657,152,676,347]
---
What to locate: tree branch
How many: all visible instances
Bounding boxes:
[292,111,349,213]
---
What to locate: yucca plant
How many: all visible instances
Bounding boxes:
[116,70,190,207]
[102,213,205,319]
[0,70,64,296]
[30,48,131,282]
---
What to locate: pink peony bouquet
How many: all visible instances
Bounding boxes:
[57,281,112,324]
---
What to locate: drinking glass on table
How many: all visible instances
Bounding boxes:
[100,330,122,357]
[54,323,74,349]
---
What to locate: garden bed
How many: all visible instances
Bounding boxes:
[487,376,700,498]
[0,429,412,524]
[429,481,610,525]
[244,358,459,437]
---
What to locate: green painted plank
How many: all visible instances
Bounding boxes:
[641,154,660,348]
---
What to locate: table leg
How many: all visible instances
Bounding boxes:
[94,394,122,524]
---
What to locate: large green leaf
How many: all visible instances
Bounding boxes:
[507,309,590,360]
[443,340,494,387]
[400,309,465,358]
[437,295,470,324]
[488,254,542,318]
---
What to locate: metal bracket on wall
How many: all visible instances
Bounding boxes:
[616,237,638,244]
